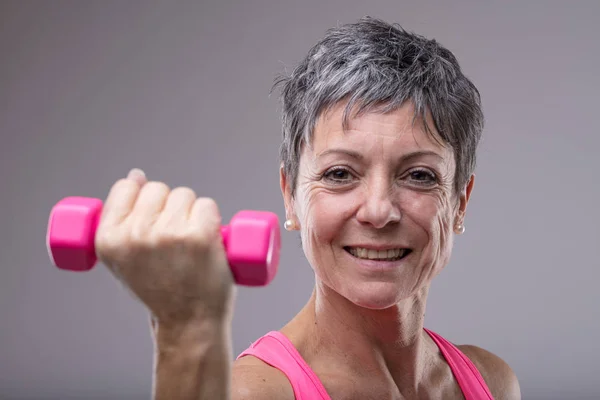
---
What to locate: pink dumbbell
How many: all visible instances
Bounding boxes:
[46,196,281,286]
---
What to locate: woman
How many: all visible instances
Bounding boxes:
[95,17,520,400]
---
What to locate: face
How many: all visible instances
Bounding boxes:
[280,101,474,310]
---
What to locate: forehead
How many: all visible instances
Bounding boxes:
[309,101,449,154]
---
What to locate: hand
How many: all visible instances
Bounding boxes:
[94,168,235,328]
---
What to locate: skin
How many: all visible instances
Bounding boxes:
[232,101,521,399]
[96,169,237,399]
[94,100,519,399]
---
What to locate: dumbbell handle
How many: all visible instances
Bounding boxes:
[46,196,281,286]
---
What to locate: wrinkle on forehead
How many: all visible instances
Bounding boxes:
[294,100,459,206]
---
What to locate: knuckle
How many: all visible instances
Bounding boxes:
[153,224,214,253]
[106,178,137,199]
[142,180,170,195]
[189,227,214,247]
[97,187,225,270]
[112,177,135,190]
[130,223,151,245]
[158,229,190,246]
[95,227,124,261]
[171,186,197,199]
[151,229,205,256]
[194,197,220,216]
[194,197,222,229]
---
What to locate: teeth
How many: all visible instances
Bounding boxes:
[348,247,406,260]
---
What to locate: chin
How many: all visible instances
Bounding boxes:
[342,281,411,310]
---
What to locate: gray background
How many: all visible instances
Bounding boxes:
[2,1,599,399]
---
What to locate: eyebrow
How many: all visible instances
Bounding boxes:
[316,148,444,162]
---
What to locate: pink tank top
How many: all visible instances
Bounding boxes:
[236,328,494,400]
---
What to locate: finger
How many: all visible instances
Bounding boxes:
[100,178,143,227]
[189,198,230,281]
[127,168,147,187]
[129,181,171,222]
[189,197,223,240]
[157,187,197,226]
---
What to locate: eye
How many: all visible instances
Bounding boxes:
[407,168,437,185]
[323,167,354,184]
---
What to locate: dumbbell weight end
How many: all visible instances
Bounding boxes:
[46,196,281,286]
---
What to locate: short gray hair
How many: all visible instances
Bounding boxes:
[275,17,484,197]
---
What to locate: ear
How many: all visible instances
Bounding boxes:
[279,164,299,230]
[456,174,475,226]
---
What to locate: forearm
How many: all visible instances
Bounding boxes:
[152,318,232,400]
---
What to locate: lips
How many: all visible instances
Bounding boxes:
[344,246,411,261]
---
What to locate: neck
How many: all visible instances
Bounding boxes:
[287,281,436,393]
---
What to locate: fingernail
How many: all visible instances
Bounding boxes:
[127,168,146,183]
[127,168,146,178]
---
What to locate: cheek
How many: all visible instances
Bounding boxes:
[296,189,356,275]
[434,211,454,262]
[297,191,336,263]
[298,189,354,244]
[407,192,455,265]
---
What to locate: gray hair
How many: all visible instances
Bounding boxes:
[274,17,484,198]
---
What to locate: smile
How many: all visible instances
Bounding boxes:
[344,247,411,261]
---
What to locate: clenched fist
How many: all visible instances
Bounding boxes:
[94,168,235,327]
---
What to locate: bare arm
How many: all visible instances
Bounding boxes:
[94,170,239,399]
[231,355,295,400]
[150,317,293,400]
[459,344,522,400]
[94,170,285,399]
[151,318,233,400]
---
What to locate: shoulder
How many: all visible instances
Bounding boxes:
[231,355,295,400]
[457,344,521,400]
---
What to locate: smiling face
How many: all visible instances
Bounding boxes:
[281,100,474,310]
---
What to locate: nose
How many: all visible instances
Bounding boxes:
[355,178,401,229]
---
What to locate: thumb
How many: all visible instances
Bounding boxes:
[127,168,147,187]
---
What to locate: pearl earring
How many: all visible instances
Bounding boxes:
[284,219,295,231]
[455,223,465,234]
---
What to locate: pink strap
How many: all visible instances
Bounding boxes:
[238,329,493,400]
[237,331,332,400]
[424,328,494,400]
